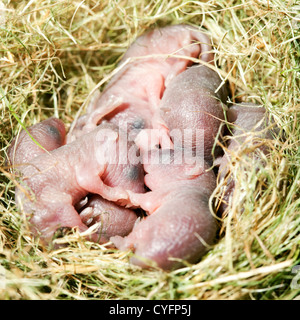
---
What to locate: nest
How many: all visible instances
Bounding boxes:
[0,0,299,300]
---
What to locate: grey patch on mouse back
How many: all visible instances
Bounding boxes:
[47,125,62,144]
[126,165,142,181]
[132,118,145,130]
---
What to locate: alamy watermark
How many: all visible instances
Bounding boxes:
[93,126,205,173]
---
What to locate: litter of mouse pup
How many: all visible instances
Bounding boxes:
[1,1,299,300]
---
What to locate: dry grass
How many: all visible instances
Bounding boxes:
[0,0,299,300]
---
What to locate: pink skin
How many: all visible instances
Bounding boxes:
[215,103,272,211]
[8,121,145,245]
[111,148,217,270]
[7,117,66,165]
[159,64,228,164]
[79,195,140,244]
[67,25,214,144]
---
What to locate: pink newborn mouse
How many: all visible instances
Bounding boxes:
[112,148,217,270]
[159,64,228,163]
[216,103,274,211]
[79,195,141,244]
[68,24,215,145]
[8,120,144,245]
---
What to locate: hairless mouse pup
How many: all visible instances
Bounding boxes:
[68,24,215,146]
[112,148,217,270]
[216,103,274,211]
[8,120,144,245]
[159,64,228,163]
